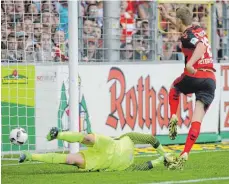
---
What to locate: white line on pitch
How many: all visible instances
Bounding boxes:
[143,176,229,184]
[1,162,43,167]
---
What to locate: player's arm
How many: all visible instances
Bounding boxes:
[158,5,178,29]
[186,42,207,74]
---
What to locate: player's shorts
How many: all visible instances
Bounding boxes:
[173,71,216,111]
[79,134,134,172]
[79,134,115,171]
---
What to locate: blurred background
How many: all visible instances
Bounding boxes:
[1,0,228,64]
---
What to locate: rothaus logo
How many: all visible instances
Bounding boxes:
[106,67,193,135]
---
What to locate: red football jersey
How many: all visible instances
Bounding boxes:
[181,25,215,72]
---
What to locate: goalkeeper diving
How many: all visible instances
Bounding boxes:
[19,127,174,171]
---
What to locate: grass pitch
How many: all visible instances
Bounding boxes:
[2,150,229,184]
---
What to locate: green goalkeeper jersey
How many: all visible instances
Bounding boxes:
[80,134,134,171]
[108,136,135,171]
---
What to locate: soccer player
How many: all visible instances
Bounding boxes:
[19,127,174,171]
[158,6,216,169]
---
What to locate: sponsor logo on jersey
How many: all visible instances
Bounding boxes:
[190,37,199,45]
[198,58,213,65]
[194,30,206,38]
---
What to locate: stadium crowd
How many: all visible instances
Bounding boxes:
[1,0,228,63]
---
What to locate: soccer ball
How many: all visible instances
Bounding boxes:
[9,128,28,145]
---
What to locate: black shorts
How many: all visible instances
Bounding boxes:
[173,74,216,110]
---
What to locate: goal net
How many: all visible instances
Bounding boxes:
[1,0,83,161]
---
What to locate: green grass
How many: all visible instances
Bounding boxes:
[2,150,229,184]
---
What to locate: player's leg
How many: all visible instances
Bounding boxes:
[167,100,206,170]
[46,127,95,146]
[181,100,205,156]
[119,132,175,164]
[168,75,184,140]
[169,78,216,170]
[181,78,216,157]
[19,152,85,168]
[126,156,164,171]
[119,132,164,155]
[168,74,198,140]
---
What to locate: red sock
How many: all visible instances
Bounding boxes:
[182,121,201,155]
[169,88,180,118]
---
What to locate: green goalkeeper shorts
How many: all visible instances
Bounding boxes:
[79,134,134,171]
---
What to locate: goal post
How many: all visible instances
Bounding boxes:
[68,0,79,154]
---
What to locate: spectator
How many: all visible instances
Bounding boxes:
[7,33,19,62]
[53,30,65,45]
[132,33,147,60]
[120,0,128,14]
[53,0,68,38]
[162,29,181,60]
[17,33,26,50]
[52,12,61,33]
[142,36,151,59]
[96,0,103,27]
[41,0,54,12]
[5,1,14,15]
[137,1,150,19]
[26,2,40,14]
[15,1,25,21]
[1,0,69,63]
[1,4,6,23]
[120,0,135,43]
[93,25,103,48]
[86,3,104,29]
[15,22,24,35]
[16,33,29,62]
[93,25,102,40]
[5,1,14,23]
[1,34,7,52]
[53,30,68,62]
[135,18,142,33]
[120,42,134,60]
[34,21,43,42]
[36,32,54,62]
[1,23,12,41]
[24,16,33,36]
[42,24,52,34]
[83,39,102,62]
[140,20,149,36]
[87,3,98,18]
[1,1,226,63]
[1,49,7,62]
[24,39,39,63]
[83,18,96,39]
[42,11,54,26]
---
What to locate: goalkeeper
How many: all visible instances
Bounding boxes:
[19,127,173,171]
